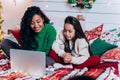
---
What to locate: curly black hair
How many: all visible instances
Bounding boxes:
[19,6,50,50]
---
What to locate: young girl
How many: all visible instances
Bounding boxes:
[50,16,100,69]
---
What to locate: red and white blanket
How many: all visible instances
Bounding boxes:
[0,54,119,80]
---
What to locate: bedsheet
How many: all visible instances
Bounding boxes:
[43,63,120,80]
[0,53,119,80]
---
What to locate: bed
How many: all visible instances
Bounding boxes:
[0,55,119,80]
[1,24,120,80]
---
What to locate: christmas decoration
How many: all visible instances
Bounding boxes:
[68,0,96,10]
[76,14,85,21]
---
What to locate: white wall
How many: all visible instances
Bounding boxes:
[32,0,120,33]
[2,0,32,33]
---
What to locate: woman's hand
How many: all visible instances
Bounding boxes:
[62,53,72,63]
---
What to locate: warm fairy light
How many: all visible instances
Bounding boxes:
[46,5,49,8]
[64,0,67,2]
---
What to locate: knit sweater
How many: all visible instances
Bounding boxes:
[33,23,56,55]
[52,31,90,65]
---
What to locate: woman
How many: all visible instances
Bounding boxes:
[50,16,100,69]
[1,6,57,66]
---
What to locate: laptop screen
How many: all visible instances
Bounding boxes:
[10,49,46,78]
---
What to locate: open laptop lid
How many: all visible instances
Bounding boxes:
[10,49,46,78]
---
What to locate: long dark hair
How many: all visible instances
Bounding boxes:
[64,16,92,55]
[19,6,50,50]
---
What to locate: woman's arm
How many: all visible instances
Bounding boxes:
[45,26,57,55]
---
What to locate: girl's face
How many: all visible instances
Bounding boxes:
[63,23,75,40]
[31,14,44,33]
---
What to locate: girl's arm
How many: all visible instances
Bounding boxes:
[52,31,66,57]
[71,38,90,64]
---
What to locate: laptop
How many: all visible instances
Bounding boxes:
[10,49,46,79]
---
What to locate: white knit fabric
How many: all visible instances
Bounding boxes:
[52,31,90,64]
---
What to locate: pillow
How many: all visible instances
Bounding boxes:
[11,30,20,41]
[101,48,120,62]
[100,28,120,45]
[84,24,103,41]
[90,38,118,56]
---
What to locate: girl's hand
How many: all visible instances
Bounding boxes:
[62,53,67,58]
[63,53,72,63]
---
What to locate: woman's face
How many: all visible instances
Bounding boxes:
[63,23,75,40]
[31,14,44,33]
